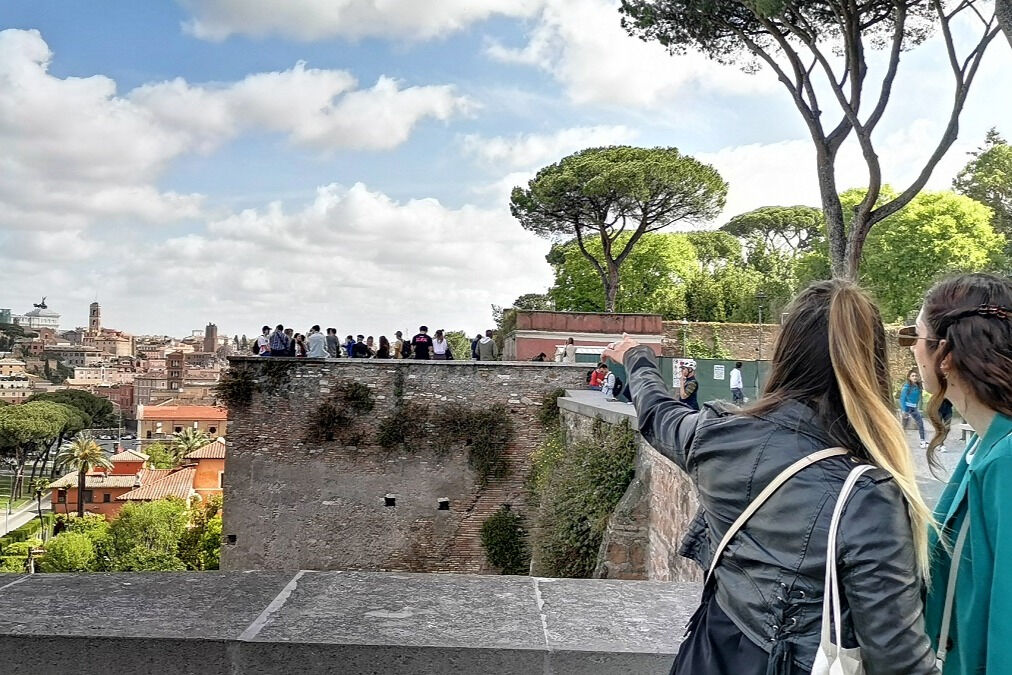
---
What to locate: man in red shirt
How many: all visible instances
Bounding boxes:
[589,362,608,390]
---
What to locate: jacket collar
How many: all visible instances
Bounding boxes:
[939,413,1012,526]
[976,413,1012,462]
[750,399,837,448]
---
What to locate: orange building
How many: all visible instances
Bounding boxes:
[136,404,227,440]
[182,439,225,500]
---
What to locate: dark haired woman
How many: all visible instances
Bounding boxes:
[604,280,936,674]
[375,335,391,359]
[911,273,1012,674]
[900,368,928,449]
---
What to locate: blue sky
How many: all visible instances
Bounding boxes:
[0,1,1009,339]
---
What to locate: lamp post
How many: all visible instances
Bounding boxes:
[755,292,767,360]
[680,318,689,357]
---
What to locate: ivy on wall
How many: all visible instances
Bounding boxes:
[530,417,637,578]
[304,380,376,444]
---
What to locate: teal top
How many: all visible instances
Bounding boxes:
[924,413,1012,674]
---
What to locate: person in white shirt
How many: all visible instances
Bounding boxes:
[563,337,577,363]
[602,370,617,401]
[432,329,449,360]
[257,325,272,356]
[306,325,330,359]
[730,361,744,405]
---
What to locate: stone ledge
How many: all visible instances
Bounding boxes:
[559,389,638,426]
[0,571,699,674]
[229,356,589,368]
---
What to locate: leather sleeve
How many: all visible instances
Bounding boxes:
[838,478,939,674]
[623,345,700,472]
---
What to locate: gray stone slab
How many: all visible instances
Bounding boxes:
[535,578,696,655]
[560,390,638,425]
[0,571,293,639]
[250,571,546,650]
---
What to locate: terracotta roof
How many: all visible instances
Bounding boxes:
[109,449,149,462]
[117,467,196,501]
[139,405,227,421]
[138,468,173,484]
[184,439,226,459]
[49,473,140,489]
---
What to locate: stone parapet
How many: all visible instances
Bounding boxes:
[0,571,699,674]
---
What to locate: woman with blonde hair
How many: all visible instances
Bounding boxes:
[605,280,936,674]
[910,273,1012,674]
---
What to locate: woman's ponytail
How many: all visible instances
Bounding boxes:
[828,284,932,577]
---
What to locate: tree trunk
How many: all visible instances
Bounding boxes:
[604,262,620,313]
[77,468,86,518]
[36,495,45,541]
[815,145,849,279]
[998,0,1012,48]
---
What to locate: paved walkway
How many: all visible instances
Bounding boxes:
[1,494,51,537]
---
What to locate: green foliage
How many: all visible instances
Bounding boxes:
[720,206,825,256]
[26,389,114,428]
[527,428,566,500]
[0,401,72,449]
[512,293,554,310]
[178,495,223,571]
[145,442,176,469]
[171,428,212,464]
[532,419,637,578]
[305,401,351,443]
[0,516,53,549]
[444,330,472,361]
[537,389,568,428]
[547,232,695,317]
[480,505,531,575]
[376,403,431,451]
[433,404,514,487]
[843,188,1004,321]
[106,499,189,571]
[115,547,188,572]
[512,145,727,311]
[954,128,1012,249]
[305,380,376,443]
[338,381,375,414]
[215,364,257,408]
[40,532,95,572]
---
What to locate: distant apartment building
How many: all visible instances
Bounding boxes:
[70,366,135,385]
[93,333,134,357]
[0,374,32,404]
[204,323,218,354]
[43,344,102,368]
[0,357,26,377]
[134,374,169,408]
[136,404,227,440]
[94,383,135,417]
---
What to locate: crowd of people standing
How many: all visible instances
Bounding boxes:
[253,325,500,361]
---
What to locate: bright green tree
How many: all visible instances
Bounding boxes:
[39,531,95,572]
[721,206,825,257]
[511,146,727,311]
[178,495,223,571]
[954,128,1012,255]
[54,432,113,518]
[107,498,189,571]
[145,442,177,469]
[443,331,473,362]
[0,401,71,499]
[170,428,212,465]
[621,1,1000,279]
[547,232,698,318]
[849,188,1002,320]
[26,390,116,429]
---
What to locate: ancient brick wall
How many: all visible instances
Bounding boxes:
[221,357,587,573]
[558,397,701,583]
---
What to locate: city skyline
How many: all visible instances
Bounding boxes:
[1,1,1010,338]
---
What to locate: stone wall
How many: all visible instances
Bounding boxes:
[558,392,702,583]
[221,357,588,573]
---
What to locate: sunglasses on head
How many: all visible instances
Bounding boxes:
[896,325,941,348]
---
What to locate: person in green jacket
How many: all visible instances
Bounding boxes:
[905,273,1012,674]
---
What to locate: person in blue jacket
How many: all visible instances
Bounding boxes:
[899,367,928,449]
[905,273,1012,674]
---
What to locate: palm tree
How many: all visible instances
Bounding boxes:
[28,477,50,541]
[170,428,212,465]
[55,432,113,518]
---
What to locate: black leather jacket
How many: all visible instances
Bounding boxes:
[624,347,937,674]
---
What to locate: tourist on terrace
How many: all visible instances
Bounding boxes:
[353,335,373,358]
[344,335,355,359]
[257,325,272,356]
[294,333,307,358]
[900,368,928,449]
[563,337,577,363]
[284,328,296,356]
[914,274,1012,674]
[730,361,744,405]
[678,360,699,411]
[432,330,449,360]
[375,335,391,359]
[393,331,406,359]
[411,326,433,360]
[476,329,498,360]
[588,362,607,390]
[325,328,339,358]
[306,325,329,359]
[471,333,482,359]
[269,324,289,357]
[604,280,936,675]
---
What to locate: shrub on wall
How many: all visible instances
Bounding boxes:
[480,505,531,575]
[215,365,257,408]
[537,388,568,428]
[432,404,514,486]
[532,418,637,578]
[304,380,376,444]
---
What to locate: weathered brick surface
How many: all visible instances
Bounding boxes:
[560,401,702,583]
[221,357,587,573]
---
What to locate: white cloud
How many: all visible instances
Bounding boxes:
[486,0,774,107]
[461,125,637,170]
[178,0,547,41]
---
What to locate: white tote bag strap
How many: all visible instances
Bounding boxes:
[820,464,875,657]
[936,513,969,669]
[706,447,849,584]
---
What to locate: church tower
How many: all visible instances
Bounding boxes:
[89,302,101,334]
